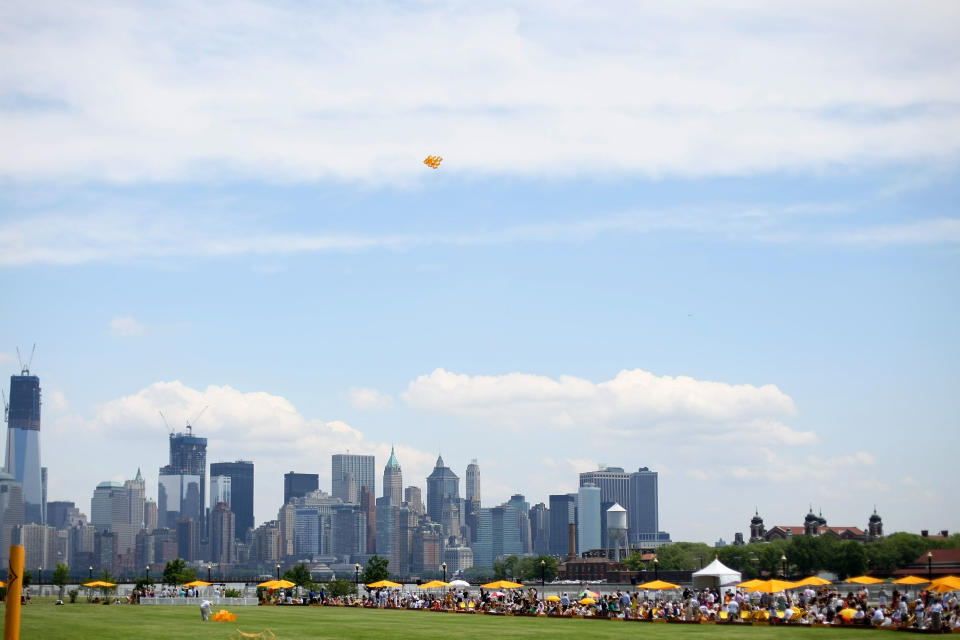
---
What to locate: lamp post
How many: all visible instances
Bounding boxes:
[441,562,447,583]
[653,557,659,580]
[781,554,787,579]
[89,566,93,580]
[276,564,281,581]
[37,566,42,586]
[541,559,546,587]
[146,565,151,586]
[355,563,361,589]
[207,565,212,583]
[927,551,933,582]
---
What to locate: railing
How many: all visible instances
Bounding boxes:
[140,597,258,606]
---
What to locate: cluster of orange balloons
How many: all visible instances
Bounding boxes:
[423,155,443,169]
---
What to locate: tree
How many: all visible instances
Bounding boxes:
[325,579,357,597]
[493,555,521,580]
[22,569,32,588]
[162,558,196,586]
[283,563,314,590]
[361,555,390,584]
[463,566,493,582]
[53,563,70,599]
[623,551,647,572]
[517,555,558,582]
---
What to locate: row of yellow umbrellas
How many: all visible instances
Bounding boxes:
[735,574,960,593]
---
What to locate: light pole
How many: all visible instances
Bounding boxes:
[781,554,787,579]
[541,559,546,587]
[37,566,42,587]
[89,566,93,580]
[146,565,151,586]
[276,564,281,581]
[653,557,659,580]
[207,565,212,583]
[927,551,933,582]
[355,563,361,590]
[441,562,447,583]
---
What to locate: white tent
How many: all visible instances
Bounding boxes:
[691,557,741,589]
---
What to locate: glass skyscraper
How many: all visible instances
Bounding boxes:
[209,460,254,540]
[331,454,375,503]
[158,430,207,529]
[5,371,43,524]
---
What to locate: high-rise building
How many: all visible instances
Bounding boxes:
[125,468,146,532]
[209,461,254,540]
[359,486,376,556]
[210,501,235,564]
[465,459,480,503]
[210,475,232,508]
[158,429,207,529]
[143,499,158,532]
[628,467,658,544]
[331,454,375,503]
[404,486,424,516]
[473,504,523,569]
[0,470,25,569]
[382,447,403,505]
[5,369,43,524]
[283,472,319,504]
[576,484,602,555]
[91,480,135,554]
[16,522,57,572]
[548,494,575,557]
[426,455,459,529]
[331,503,367,560]
[505,494,531,554]
[529,502,550,555]
[47,500,85,530]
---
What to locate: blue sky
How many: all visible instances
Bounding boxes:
[1,1,958,543]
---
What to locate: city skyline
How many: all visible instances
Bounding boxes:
[2,1,958,547]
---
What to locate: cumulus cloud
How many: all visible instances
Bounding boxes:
[109,316,145,337]
[349,387,395,410]
[46,381,435,525]
[1,2,958,183]
[401,367,814,444]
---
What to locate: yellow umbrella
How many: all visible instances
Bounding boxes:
[82,580,117,588]
[418,580,450,589]
[481,580,524,589]
[892,576,929,585]
[736,579,764,589]
[637,579,681,590]
[545,595,561,602]
[257,579,279,588]
[746,579,796,594]
[847,575,882,585]
[839,608,857,620]
[182,580,212,587]
[930,576,960,590]
[928,583,957,594]
[366,579,402,588]
[793,576,831,587]
[580,597,596,605]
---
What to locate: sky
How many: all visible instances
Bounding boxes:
[1,0,958,544]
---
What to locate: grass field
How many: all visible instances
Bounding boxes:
[12,601,893,640]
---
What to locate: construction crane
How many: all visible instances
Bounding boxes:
[185,405,208,436]
[16,343,36,375]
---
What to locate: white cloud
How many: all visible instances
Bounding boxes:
[46,381,435,526]
[47,388,69,413]
[109,316,145,337]
[1,2,958,184]
[401,367,814,444]
[349,387,395,410]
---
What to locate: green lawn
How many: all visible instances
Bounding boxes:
[11,601,892,640]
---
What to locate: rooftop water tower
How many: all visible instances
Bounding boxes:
[607,502,627,561]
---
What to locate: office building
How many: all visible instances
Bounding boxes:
[529,502,550,555]
[426,455,459,533]
[548,494,575,557]
[331,454,375,503]
[5,369,43,524]
[473,504,523,570]
[284,472,319,504]
[0,471,25,569]
[576,484,601,555]
[465,459,480,503]
[91,480,136,554]
[382,447,403,505]
[210,501,235,564]
[210,475,232,508]
[209,461,254,540]
[628,467,659,543]
[158,429,207,529]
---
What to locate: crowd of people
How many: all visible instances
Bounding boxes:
[269,583,960,631]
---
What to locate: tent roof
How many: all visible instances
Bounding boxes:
[692,557,742,581]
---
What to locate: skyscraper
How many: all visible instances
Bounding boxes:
[465,459,480,503]
[0,470,24,569]
[426,455,459,529]
[548,494,575,557]
[91,480,136,554]
[576,484,602,555]
[5,369,43,524]
[473,504,523,570]
[628,467,659,544]
[529,502,550,555]
[331,454,375,503]
[283,472,319,504]
[158,429,207,529]
[210,501,235,564]
[382,447,402,505]
[209,460,254,540]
